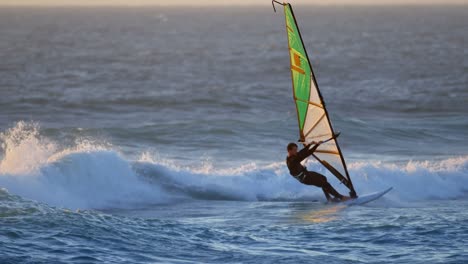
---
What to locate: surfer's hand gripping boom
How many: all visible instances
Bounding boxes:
[302,132,341,146]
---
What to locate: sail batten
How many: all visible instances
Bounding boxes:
[293,98,323,108]
[281,3,357,197]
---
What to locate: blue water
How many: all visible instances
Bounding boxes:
[0,5,467,263]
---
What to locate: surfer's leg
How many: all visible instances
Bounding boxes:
[322,189,332,201]
[322,181,343,199]
[302,172,344,199]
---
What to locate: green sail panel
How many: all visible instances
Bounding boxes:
[284,7,311,132]
[282,3,356,196]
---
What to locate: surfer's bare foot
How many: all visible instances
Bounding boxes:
[340,196,351,202]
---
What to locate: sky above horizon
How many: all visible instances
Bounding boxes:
[1,0,467,6]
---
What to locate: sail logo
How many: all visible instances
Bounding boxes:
[289,48,306,75]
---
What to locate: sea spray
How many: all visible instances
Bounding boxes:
[1,122,467,209]
[0,122,168,209]
[0,121,56,175]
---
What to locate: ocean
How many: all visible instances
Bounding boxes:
[0,5,467,263]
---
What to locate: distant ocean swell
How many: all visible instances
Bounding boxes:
[0,121,467,209]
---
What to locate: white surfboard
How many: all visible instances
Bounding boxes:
[342,187,393,206]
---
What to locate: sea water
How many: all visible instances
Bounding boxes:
[0,6,467,263]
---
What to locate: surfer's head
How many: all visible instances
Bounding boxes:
[287,142,298,156]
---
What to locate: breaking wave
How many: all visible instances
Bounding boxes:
[0,122,467,209]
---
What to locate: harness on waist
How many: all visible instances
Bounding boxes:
[292,171,307,182]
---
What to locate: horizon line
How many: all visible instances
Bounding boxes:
[1,3,467,7]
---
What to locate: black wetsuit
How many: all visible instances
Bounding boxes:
[286,144,343,199]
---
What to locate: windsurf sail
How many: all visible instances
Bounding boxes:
[273,1,357,197]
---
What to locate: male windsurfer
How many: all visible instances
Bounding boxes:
[286,142,351,202]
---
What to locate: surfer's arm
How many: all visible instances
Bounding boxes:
[297,142,321,161]
[308,142,320,153]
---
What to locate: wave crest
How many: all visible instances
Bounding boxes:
[0,122,467,209]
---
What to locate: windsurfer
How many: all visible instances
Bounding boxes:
[286,142,351,202]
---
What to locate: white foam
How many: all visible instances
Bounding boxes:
[0,122,467,209]
[348,158,468,201]
[0,122,168,209]
[134,155,468,204]
[0,122,56,175]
